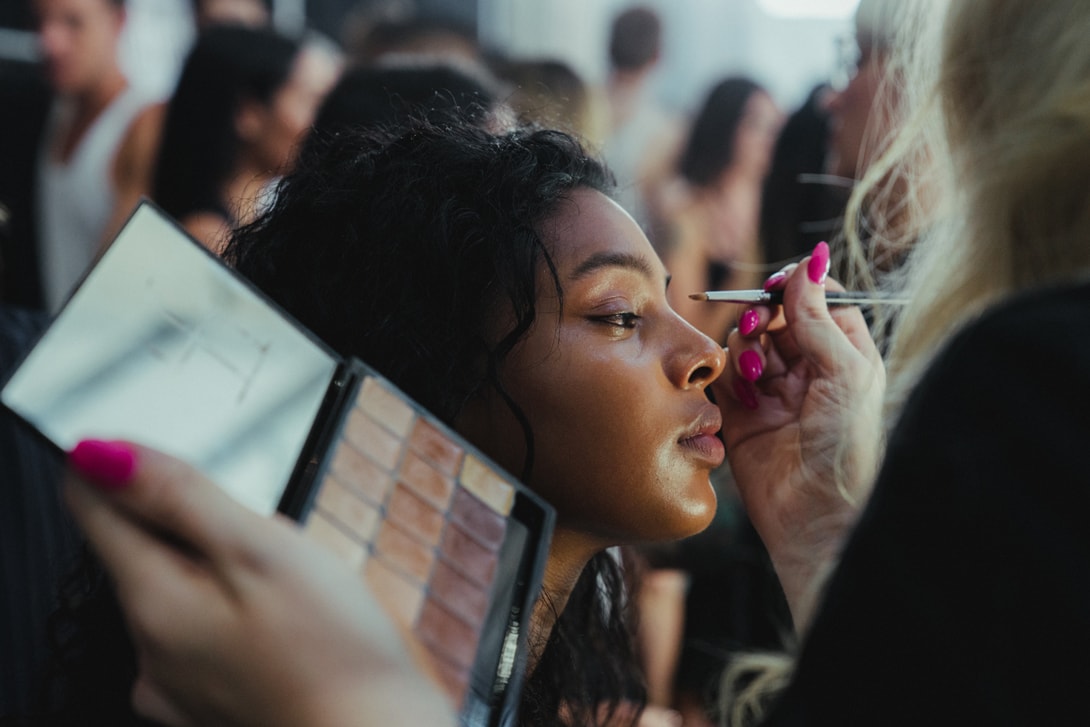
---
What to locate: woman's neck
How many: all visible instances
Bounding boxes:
[525,526,607,673]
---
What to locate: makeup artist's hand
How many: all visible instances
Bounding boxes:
[711,241,885,634]
[63,440,454,727]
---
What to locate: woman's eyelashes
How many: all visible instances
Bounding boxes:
[592,311,641,330]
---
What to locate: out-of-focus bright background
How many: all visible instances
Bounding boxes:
[0,0,860,115]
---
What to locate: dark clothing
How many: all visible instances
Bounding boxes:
[0,304,83,719]
[0,60,51,310]
[764,281,1090,725]
[653,487,792,711]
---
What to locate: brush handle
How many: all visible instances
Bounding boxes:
[690,290,910,306]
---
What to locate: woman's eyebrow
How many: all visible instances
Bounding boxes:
[568,251,658,282]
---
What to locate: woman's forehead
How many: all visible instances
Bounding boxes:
[540,188,664,282]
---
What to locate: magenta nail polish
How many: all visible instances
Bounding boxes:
[738,350,763,382]
[762,271,787,292]
[732,377,759,410]
[69,440,137,490]
[739,308,760,336]
[807,241,830,284]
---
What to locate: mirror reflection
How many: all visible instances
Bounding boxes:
[1,204,339,515]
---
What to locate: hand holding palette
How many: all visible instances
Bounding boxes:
[0,202,554,727]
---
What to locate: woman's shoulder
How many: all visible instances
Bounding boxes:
[920,280,1090,385]
[983,278,1090,320]
[953,279,1090,343]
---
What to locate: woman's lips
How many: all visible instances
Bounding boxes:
[679,406,725,466]
[679,431,725,466]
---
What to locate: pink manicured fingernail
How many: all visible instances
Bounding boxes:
[732,377,759,410]
[738,308,760,336]
[69,440,137,491]
[807,241,830,284]
[738,350,763,382]
[762,271,787,291]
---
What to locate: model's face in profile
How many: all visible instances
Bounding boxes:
[459,188,725,546]
[826,39,891,179]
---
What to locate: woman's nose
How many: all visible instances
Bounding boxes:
[670,320,726,391]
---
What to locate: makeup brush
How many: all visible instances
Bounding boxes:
[688,290,911,306]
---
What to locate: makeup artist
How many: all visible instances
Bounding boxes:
[719,0,1090,723]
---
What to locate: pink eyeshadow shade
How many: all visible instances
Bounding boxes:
[440,522,499,588]
[459,454,514,516]
[343,408,404,470]
[428,559,490,628]
[374,521,436,584]
[358,376,415,437]
[315,476,381,541]
[426,655,470,709]
[399,451,455,509]
[450,487,507,550]
[417,598,480,670]
[328,441,393,505]
[387,483,445,546]
[365,557,424,628]
[303,511,368,570]
[408,418,464,477]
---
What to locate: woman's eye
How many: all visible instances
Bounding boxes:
[594,312,641,329]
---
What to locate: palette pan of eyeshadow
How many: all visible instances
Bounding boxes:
[0,201,555,727]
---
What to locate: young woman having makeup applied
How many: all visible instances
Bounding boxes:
[52,120,882,727]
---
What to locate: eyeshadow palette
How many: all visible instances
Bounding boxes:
[0,202,554,726]
[283,364,551,722]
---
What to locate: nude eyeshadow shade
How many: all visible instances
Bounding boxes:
[286,363,554,727]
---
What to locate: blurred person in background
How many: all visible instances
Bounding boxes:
[189,0,271,29]
[488,56,606,147]
[151,24,341,252]
[660,77,783,346]
[343,12,483,67]
[33,0,165,311]
[822,0,912,281]
[757,84,842,270]
[825,0,900,183]
[310,57,505,136]
[600,5,684,251]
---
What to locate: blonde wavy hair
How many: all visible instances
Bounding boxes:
[864,0,1090,412]
[721,1,1090,724]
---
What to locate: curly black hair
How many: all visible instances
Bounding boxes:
[225,121,607,453]
[225,120,646,726]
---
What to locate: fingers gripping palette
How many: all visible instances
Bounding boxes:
[0,202,554,726]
